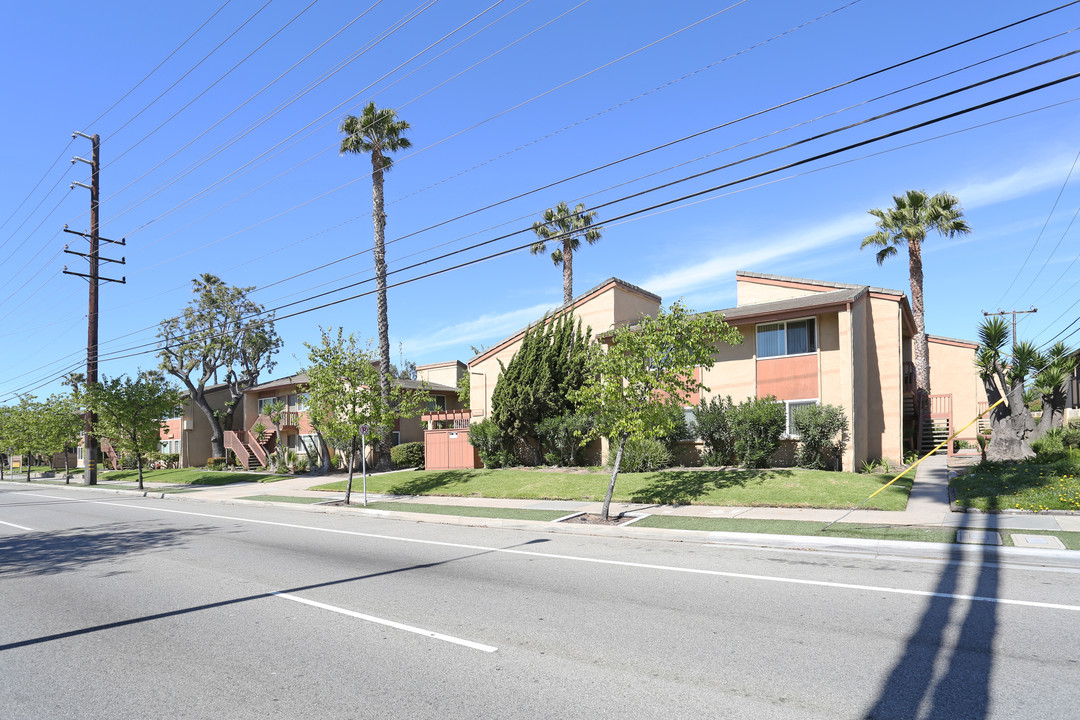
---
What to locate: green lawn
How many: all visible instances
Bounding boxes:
[309,467,912,511]
[950,455,1080,512]
[98,469,282,485]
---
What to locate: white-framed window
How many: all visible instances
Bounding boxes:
[77,446,84,461]
[296,434,319,455]
[780,399,819,437]
[757,318,816,358]
[258,396,278,413]
[291,393,307,411]
[392,431,401,446]
[159,439,180,454]
[426,395,447,412]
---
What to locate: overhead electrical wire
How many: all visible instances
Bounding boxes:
[5,85,1078,402]
[58,77,1080,378]
[4,5,1075,397]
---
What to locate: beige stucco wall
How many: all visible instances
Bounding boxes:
[699,325,755,401]
[417,361,465,390]
[928,339,986,441]
[860,296,905,466]
[816,309,854,471]
[181,386,234,468]
[468,282,661,423]
[736,278,823,306]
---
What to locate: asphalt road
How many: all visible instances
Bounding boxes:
[1,485,1078,719]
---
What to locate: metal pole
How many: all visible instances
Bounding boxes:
[361,435,368,507]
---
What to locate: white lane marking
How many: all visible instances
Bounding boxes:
[274,592,497,652]
[0,519,33,531]
[24,493,1080,613]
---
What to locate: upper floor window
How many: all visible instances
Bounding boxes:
[258,396,278,414]
[757,318,816,358]
[426,395,447,412]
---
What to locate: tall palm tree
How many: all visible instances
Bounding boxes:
[531,201,603,305]
[339,102,411,458]
[861,190,971,397]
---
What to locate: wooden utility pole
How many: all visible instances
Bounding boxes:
[983,308,1038,347]
[64,131,125,485]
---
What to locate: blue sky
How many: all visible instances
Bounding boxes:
[2,0,1079,400]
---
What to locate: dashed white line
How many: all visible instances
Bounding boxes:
[274,592,497,652]
[21,492,1080,613]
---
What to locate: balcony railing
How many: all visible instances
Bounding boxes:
[422,409,471,430]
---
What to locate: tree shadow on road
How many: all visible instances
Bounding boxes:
[863,501,1000,719]
[0,522,215,579]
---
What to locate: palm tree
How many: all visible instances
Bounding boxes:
[339,102,411,459]
[861,190,971,397]
[531,201,603,305]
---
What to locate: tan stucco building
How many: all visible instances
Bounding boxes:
[468,271,987,471]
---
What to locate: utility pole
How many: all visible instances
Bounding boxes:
[64,131,125,485]
[983,307,1037,347]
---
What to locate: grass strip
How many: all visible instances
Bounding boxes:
[99,469,282,485]
[309,467,910,511]
[237,495,329,504]
[635,515,957,543]
[361,501,569,521]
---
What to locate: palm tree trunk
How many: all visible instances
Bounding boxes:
[562,241,573,305]
[908,239,931,398]
[371,151,392,463]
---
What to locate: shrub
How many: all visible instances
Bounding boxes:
[659,401,692,452]
[207,457,226,471]
[694,395,735,466]
[391,442,425,469]
[730,395,785,468]
[536,413,594,466]
[610,436,672,473]
[294,457,310,474]
[1032,429,1066,458]
[791,403,849,470]
[468,419,512,468]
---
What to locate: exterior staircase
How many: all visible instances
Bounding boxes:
[921,417,951,454]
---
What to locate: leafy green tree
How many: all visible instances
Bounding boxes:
[339,102,412,462]
[158,274,281,460]
[39,394,85,482]
[571,302,741,520]
[491,313,591,463]
[87,371,181,489]
[456,372,471,408]
[11,395,48,480]
[861,190,971,398]
[304,328,426,505]
[530,201,603,305]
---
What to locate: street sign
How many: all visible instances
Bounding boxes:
[359,424,369,435]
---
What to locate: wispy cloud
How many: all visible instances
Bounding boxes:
[640,212,867,298]
[952,155,1075,209]
[402,301,556,357]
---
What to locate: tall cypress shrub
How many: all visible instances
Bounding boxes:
[491,313,591,463]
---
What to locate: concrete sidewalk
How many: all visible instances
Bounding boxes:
[174,456,1080,533]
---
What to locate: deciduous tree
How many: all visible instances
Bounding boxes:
[87,371,181,489]
[304,328,426,505]
[571,303,741,520]
[158,274,280,460]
